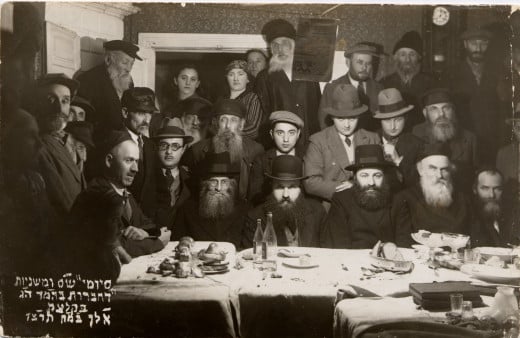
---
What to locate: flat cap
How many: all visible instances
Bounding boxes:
[104,40,142,60]
[269,110,304,129]
[121,87,158,113]
[215,99,245,118]
[262,19,296,43]
[99,130,133,156]
[344,43,380,58]
[37,73,79,95]
[421,88,452,107]
[460,28,492,41]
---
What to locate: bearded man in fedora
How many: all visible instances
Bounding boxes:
[320,144,395,249]
[304,83,379,206]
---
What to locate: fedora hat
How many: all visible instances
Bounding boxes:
[321,84,368,118]
[71,95,95,117]
[37,73,79,95]
[152,118,194,143]
[344,43,380,58]
[265,155,305,181]
[65,121,95,148]
[345,144,394,172]
[373,88,414,119]
[121,87,158,113]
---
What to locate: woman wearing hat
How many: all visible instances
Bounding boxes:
[224,60,264,140]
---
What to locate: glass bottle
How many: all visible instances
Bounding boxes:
[262,212,277,260]
[253,218,263,258]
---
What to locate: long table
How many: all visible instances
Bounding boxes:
[112,242,490,337]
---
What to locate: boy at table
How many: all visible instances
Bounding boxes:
[320,144,396,249]
[244,155,325,247]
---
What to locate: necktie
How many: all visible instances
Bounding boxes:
[165,170,180,207]
[357,82,369,105]
[122,190,132,221]
[138,136,144,162]
[344,136,352,147]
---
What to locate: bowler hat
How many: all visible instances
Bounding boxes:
[103,40,142,61]
[152,117,194,143]
[393,31,423,55]
[421,88,452,107]
[65,121,95,148]
[121,87,158,113]
[99,130,133,156]
[199,152,240,177]
[417,142,451,162]
[37,73,79,95]
[460,28,492,41]
[344,43,380,58]
[176,96,213,120]
[265,155,305,181]
[321,83,368,118]
[262,19,296,43]
[215,99,245,118]
[269,110,304,129]
[71,95,95,117]
[345,144,394,172]
[373,88,414,119]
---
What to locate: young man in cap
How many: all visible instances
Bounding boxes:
[120,87,159,217]
[318,42,383,130]
[69,95,94,122]
[173,152,250,248]
[64,121,95,177]
[381,31,437,129]
[470,168,519,248]
[374,88,424,188]
[82,130,170,257]
[244,156,325,247]
[248,110,304,205]
[444,28,502,164]
[392,142,471,247]
[304,83,379,207]
[35,73,85,227]
[183,99,264,200]
[148,119,193,228]
[320,144,395,249]
[413,88,478,190]
[77,40,142,142]
[255,18,321,145]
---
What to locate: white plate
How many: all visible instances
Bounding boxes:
[282,261,319,269]
[460,263,520,284]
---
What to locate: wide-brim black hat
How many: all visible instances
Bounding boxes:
[417,142,451,162]
[264,155,306,181]
[199,152,240,177]
[262,19,296,43]
[65,121,95,148]
[345,144,395,172]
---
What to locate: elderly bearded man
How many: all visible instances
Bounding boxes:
[471,168,519,247]
[255,19,321,145]
[183,99,264,200]
[245,155,325,247]
[392,143,471,247]
[173,152,250,248]
[320,145,395,249]
[77,40,141,142]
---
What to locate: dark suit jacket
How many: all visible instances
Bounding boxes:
[76,64,125,142]
[244,197,325,248]
[255,69,321,145]
[152,166,191,229]
[85,177,164,258]
[318,74,382,131]
[320,188,394,249]
[127,133,156,217]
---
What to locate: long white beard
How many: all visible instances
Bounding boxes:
[421,176,454,208]
[108,65,132,97]
[268,54,293,74]
[199,181,237,219]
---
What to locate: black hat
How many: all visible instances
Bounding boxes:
[262,19,296,43]
[265,155,305,181]
[99,130,133,156]
[71,95,95,117]
[460,28,492,41]
[37,73,79,95]
[65,121,95,148]
[176,96,213,120]
[393,31,423,55]
[421,88,452,107]
[345,144,394,172]
[215,99,246,118]
[103,40,142,60]
[152,118,194,143]
[121,87,158,113]
[418,142,451,162]
[199,152,240,178]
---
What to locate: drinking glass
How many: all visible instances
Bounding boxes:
[450,294,463,314]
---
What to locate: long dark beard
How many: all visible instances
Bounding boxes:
[107,64,132,97]
[213,130,243,164]
[353,180,391,211]
[262,194,306,233]
[420,176,454,208]
[268,54,293,74]
[480,199,501,220]
[430,117,457,142]
[199,180,237,219]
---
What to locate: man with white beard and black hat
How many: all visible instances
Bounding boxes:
[244,155,325,248]
[392,142,472,247]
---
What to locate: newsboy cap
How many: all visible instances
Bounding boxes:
[344,43,380,58]
[99,130,133,156]
[262,19,296,43]
[37,73,79,95]
[104,40,142,60]
[121,87,158,113]
[269,110,304,129]
[215,99,246,118]
[421,88,452,107]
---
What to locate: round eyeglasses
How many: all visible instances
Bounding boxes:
[158,142,183,151]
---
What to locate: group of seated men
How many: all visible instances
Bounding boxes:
[2,18,519,284]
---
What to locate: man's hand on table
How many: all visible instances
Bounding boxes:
[123,226,148,240]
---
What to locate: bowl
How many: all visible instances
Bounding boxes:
[411,230,445,248]
[476,247,517,263]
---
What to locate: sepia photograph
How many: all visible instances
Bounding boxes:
[1,1,520,337]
